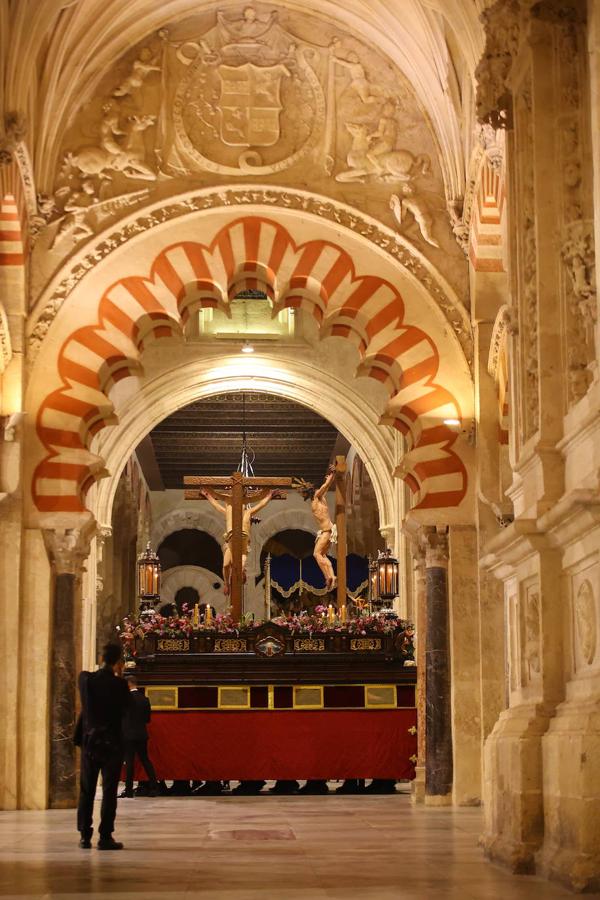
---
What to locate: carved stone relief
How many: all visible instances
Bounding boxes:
[574,579,597,667]
[0,303,11,374]
[522,588,541,685]
[42,4,449,257]
[475,0,521,128]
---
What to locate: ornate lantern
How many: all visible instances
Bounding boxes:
[375,548,399,602]
[137,542,161,618]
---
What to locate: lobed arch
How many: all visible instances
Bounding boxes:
[27,205,474,519]
[160,565,226,612]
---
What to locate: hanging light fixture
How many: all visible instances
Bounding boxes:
[137,542,161,619]
[241,340,254,353]
[375,548,399,602]
[237,393,256,478]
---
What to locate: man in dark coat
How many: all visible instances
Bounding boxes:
[76,642,130,850]
[122,675,158,797]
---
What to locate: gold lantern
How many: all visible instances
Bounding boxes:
[137,542,161,618]
[375,548,399,602]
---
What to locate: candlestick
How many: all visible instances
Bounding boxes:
[205,604,213,625]
[327,603,335,625]
[340,604,347,624]
[193,603,199,628]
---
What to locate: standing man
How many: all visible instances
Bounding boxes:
[76,642,130,850]
[121,675,158,798]
[300,465,337,591]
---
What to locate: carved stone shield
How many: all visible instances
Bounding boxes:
[218,63,290,147]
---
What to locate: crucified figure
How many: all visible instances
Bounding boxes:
[200,488,283,595]
[300,465,337,591]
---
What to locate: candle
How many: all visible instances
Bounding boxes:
[340,604,347,624]
[193,604,199,628]
[205,604,213,625]
[327,604,335,625]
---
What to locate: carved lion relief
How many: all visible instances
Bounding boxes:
[574,579,597,667]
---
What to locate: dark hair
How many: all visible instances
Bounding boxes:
[102,642,122,666]
[126,674,138,686]
[302,487,315,501]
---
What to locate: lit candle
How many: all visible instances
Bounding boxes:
[193,604,199,628]
[340,604,347,624]
[205,605,213,625]
[327,604,335,625]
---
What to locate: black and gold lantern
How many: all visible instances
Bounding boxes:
[375,548,399,602]
[137,542,160,617]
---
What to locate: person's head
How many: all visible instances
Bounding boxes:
[102,642,122,669]
[301,486,315,502]
[126,675,138,691]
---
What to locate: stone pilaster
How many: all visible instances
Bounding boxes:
[424,527,453,804]
[43,528,91,809]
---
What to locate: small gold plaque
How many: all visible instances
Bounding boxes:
[214,639,247,653]
[350,638,382,651]
[365,685,397,708]
[146,686,178,709]
[157,638,189,652]
[293,686,324,709]
[218,686,250,709]
[294,638,325,652]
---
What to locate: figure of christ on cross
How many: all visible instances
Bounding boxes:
[184,473,292,619]
[299,464,338,592]
[199,487,284,597]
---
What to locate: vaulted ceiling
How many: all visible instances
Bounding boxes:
[144,391,343,490]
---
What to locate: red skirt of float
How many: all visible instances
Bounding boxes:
[134,709,417,781]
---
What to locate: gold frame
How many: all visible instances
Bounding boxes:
[364,684,398,709]
[292,685,324,709]
[218,685,251,709]
[145,685,179,710]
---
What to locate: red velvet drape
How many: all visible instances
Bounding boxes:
[135,710,417,780]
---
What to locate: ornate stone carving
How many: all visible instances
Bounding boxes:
[476,123,504,172]
[562,219,596,402]
[60,106,157,186]
[423,527,449,568]
[50,184,149,250]
[389,186,438,248]
[488,304,518,382]
[43,527,93,576]
[0,110,27,163]
[112,46,161,99]
[28,187,473,364]
[522,590,541,683]
[574,579,596,666]
[0,303,12,374]
[475,0,521,127]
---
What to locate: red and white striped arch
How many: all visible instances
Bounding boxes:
[31,214,472,515]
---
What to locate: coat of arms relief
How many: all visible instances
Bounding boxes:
[44,5,447,257]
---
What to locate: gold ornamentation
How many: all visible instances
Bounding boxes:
[350,638,381,651]
[156,638,189,652]
[408,725,417,735]
[294,638,325,652]
[214,638,247,653]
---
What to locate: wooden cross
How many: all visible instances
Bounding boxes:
[184,472,292,620]
[334,455,348,610]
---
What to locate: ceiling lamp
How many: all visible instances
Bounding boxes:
[241,340,254,353]
[443,418,461,427]
[237,393,256,478]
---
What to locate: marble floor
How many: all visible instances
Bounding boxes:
[0,786,595,899]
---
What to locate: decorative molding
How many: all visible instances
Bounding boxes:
[28,186,472,365]
[43,526,93,576]
[0,303,11,374]
[488,305,517,382]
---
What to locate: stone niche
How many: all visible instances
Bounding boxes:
[39,2,462,277]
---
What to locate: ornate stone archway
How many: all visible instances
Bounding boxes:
[160,565,226,613]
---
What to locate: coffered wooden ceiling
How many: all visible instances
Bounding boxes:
[144,392,343,490]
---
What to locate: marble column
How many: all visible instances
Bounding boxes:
[44,528,91,809]
[411,542,426,804]
[424,528,452,804]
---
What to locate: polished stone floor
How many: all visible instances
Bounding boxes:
[0,786,593,899]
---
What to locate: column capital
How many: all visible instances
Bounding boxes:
[475,0,521,127]
[422,527,449,568]
[43,527,93,576]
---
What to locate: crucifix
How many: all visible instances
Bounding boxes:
[334,455,348,611]
[184,472,292,620]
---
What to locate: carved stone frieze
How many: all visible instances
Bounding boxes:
[574,579,596,666]
[0,303,12,374]
[476,123,505,172]
[562,219,596,402]
[28,187,473,364]
[475,0,521,128]
[488,304,518,382]
[522,589,541,683]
